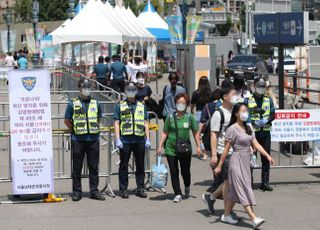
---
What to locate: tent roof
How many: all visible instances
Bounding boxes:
[52,0,124,45]
[138,1,169,41]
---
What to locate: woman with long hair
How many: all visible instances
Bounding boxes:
[214,103,275,229]
[191,76,212,122]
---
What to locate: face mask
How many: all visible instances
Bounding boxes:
[239,112,249,122]
[176,103,186,112]
[126,91,136,99]
[82,88,91,97]
[256,87,265,95]
[137,78,145,85]
[230,95,238,105]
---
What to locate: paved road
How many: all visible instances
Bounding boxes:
[0,77,319,230]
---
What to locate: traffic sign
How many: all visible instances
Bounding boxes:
[254,14,278,44]
[254,12,309,44]
[278,12,308,44]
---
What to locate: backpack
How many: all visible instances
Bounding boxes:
[150,156,168,190]
[202,103,225,151]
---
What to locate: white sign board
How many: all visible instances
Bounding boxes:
[9,69,54,195]
[271,110,320,142]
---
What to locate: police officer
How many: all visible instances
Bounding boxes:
[245,78,276,192]
[64,79,105,201]
[113,85,150,199]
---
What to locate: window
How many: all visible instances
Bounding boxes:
[21,34,26,44]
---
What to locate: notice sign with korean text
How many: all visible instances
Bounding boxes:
[9,69,54,195]
[271,110,320,142]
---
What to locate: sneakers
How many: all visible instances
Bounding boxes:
[220,214,239,225]
[185,187,191,198]
[202,194,215,214]
[90,192,106,201]
[253,217,265,229]
[173,195,182,203]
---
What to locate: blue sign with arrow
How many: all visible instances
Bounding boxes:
[254,12,308,44]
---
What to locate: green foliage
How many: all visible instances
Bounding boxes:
[14,0,79,22]
[216,15,232,36]
[14,0,32,22]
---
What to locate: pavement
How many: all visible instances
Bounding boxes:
[0,76,319,230]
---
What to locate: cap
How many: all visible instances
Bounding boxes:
[125,85,137,92]
[78,79,91,89]
[254,77,266,87]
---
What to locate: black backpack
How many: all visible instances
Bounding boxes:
[202,103,225,151]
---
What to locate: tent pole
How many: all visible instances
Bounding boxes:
[71,44,75,68]
[93,43,96,66]
[80,43,83,71]
[61,44,65,66]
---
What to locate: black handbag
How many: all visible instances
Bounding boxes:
[173,113,192,158]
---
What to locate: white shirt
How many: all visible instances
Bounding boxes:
[4,55,15,67]
[127,62,148,83]
[210,106,233,155]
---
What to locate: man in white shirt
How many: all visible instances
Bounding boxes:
[127,56,148,83]
[202,85,239,225]
[4,52,15,67]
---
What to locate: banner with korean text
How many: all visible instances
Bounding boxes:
[271,110,320,142]
[9,69,54,195]
[166,16,183,44]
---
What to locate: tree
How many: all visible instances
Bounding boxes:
[14,0,32,23]
[216,15,232,36]
[14,0,78,23]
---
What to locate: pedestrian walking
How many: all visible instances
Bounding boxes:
[93,56,109,90]
[109,55,128,93]
[191,76,212,123]
[157,93,201,203]
[244,78,276,191]
[214,103,274,229]
[202,85,238,216]
[113,85,150,199]
[17,53,28,70]
[127,56,148,83]
[64,79,105,201]
[160,73,186,121]
[135,72,152,102]
[4,52,15,67]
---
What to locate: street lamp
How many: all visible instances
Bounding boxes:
[177,0,193,44]
[3,1,13,53]
[32,0,39,64]
[248,0,253,54]
[67,0,76,19]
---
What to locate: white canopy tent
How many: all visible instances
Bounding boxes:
[52,0,125,45]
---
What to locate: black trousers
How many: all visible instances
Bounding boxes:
[119,143,145,191]
[255,131,271,184]
[72,140,100,194]
[166,155,191,196]
[112,79,125,93]
[97,78,106,90]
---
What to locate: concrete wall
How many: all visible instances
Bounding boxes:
[0,20,63,53]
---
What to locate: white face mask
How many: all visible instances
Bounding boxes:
[230,95,238,105]
[256,87,265,95]
[137,78,145,85]
[176,103,186,112]
[82,88,91,97]
[239,112,249,122]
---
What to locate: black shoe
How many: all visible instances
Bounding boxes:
[120,190,129,199]
[136,189,147,198]
[260,183,273,192]
[72,192,82,202]
[202,194,215,214]
[90,192,106,201]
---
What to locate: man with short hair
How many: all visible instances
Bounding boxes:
[64,78,105,202]
[18,54,28,70]
[109,55,128,93]
[245,77,275,192]
[93,56,109,90]
[202,85,239,225]
[162,73,186,121]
